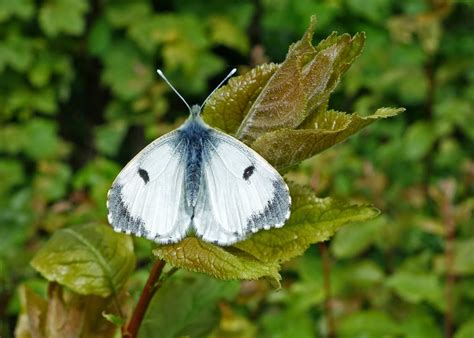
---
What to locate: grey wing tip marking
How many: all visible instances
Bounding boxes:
[244,180,291,235]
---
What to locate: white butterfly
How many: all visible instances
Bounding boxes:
[107,69,291,245]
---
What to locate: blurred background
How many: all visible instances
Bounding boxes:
[0,0,473,337]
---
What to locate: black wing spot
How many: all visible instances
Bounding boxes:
[243,165,255,180]
[138,168,150,184]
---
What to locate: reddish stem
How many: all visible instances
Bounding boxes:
[123,259,166,338]
[319,243,335,338]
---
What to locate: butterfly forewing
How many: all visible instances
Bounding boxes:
[193,130,291,244]
[107,131,191,243]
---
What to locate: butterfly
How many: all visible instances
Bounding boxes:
[107,69,291,245]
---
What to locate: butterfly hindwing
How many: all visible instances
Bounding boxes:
[107,131,191,243]
[193,130,291,244]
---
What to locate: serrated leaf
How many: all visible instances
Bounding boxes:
[252,107,404,169]
[234,183,380,263]
[31,223,135,297]
[231,16,366,144]
[202,63,279,134]
[235,51,307,144]
[153,238,280,284]
[139,273,239,338]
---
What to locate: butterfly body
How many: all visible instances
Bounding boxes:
[107,77,291,246]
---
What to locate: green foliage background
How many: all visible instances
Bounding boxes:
[1,0,473,337]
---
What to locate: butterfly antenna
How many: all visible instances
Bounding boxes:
[156,69,191,111]
[200,68,237,109]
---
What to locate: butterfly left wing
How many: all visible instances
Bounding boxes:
[107,131,192,243]
[193,129,291,245]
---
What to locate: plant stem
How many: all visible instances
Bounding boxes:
[319,242,335,338]
[441,187,456,338]
[123,259,166,338]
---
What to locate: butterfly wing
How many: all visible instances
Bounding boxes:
[193,130,291,245]
[107,131,192,243]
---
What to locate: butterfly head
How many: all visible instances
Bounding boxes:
[190,105,202,118]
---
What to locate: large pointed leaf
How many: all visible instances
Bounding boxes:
[202,63,279,134]
[234,183,380,263]
[31,223,135,297]
[252,107,404,169]
[139,273,239,338]
[153,238,280,284]
[235,55,307,143]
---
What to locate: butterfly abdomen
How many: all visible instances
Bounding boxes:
[180,119,210,208]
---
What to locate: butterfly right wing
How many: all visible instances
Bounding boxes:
[107,131,192,244]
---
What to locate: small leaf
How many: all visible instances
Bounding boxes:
[453,239,474,275]
[102,311,125,327]
[455,319,474,338]
[139,273,239,338]
[338,310,400,337]
[153,238,281,284]
[39,0,89,37]
[386,271,444,309]
[331,218,382,258]
[31,223,135,297]
[252,107,404,169]
[235,183,380,263]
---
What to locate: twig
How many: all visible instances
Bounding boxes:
[123,259,166,338]
[319,242,335,338]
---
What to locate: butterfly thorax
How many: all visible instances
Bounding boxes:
[179,111,211,208]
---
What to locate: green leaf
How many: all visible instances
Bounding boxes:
[102,311,125,327]
[400,308,443,338]
[455,319,474,338]
[31,223,135,297]
[153,238,281,285]
[39,0,89,37]
[331,218,383,258]
[139,273,239,338]
[252,107,404,169]
[23,118,64,160]
[235,183,380,263]
[0,159,25,195]
[207,15,249,54]
[94,121,128,157]
[338,310,400,338]
[453,239,474,275]
[386,271,444,309]
[260,307,314,338]
[0,0,34,22]
[101,42,153,100]
[403,121,438,160]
